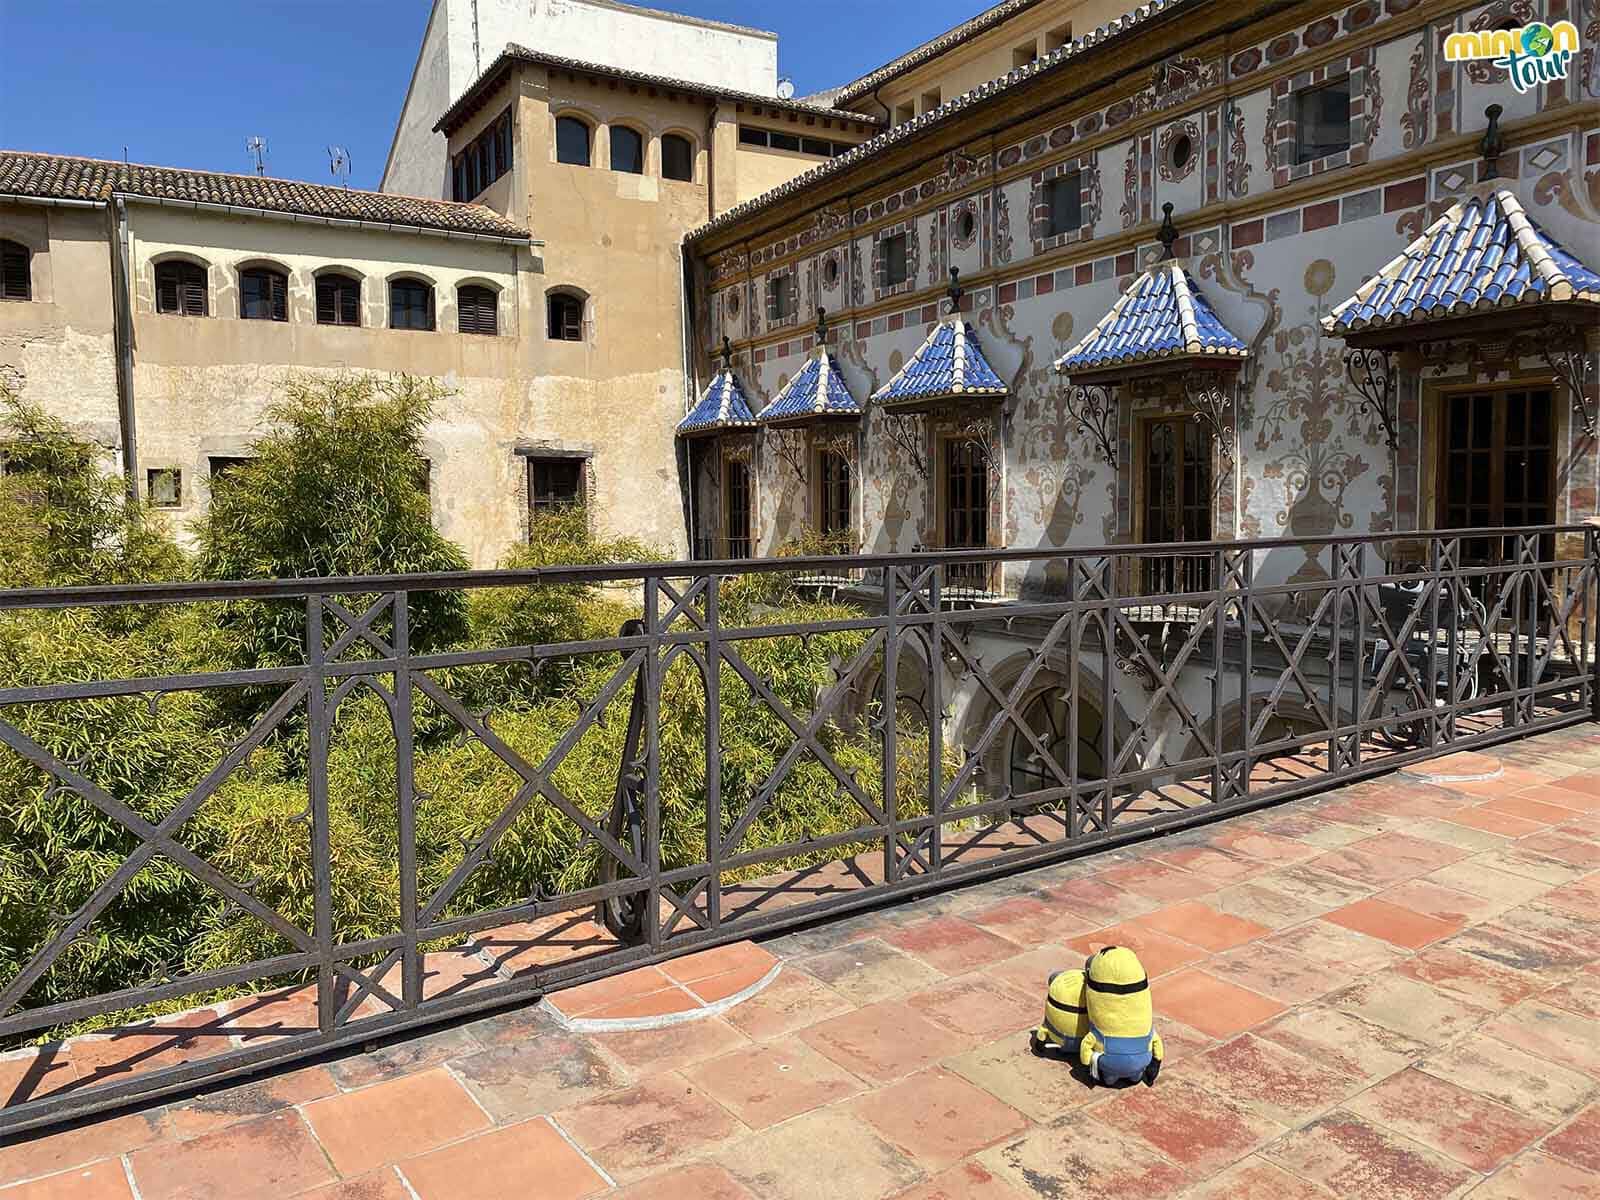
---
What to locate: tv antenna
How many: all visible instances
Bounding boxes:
[776,76,796,100]
[245,135,268,176]
[327,145,352,188]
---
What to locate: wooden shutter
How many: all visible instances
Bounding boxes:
[156,263,181,313]
[458,286,496,335]
[180,264,207,316]
[270,272,287,321]
[0,240,29,301]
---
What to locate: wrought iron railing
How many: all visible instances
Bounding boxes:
[0,527,1595,1132]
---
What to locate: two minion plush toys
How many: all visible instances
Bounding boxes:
[1030,946,1162,1087]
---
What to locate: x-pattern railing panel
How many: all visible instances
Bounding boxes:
[1,528,1596,1135]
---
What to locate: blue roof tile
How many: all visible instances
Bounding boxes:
[871,319,1007,406]
[677,369,756,436]
[1054,263,1249,375]
[1324,188,1600,337]
[757,348,862,424]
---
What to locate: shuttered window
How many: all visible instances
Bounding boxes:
[661,134,693,182]
[390,278,435,331]
[458,285,498,335]
[0,240,29,301]
[240,268,288,321]
[547,293,583,341]
[155,261,208,316]
[316,273,361,326]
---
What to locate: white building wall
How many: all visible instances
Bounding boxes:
[382,0,778,199]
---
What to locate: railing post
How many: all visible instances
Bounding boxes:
[306,597,335,1034]
[643,576,664,952]
[393,590,421,1009]
[1590,528,1600,723]
[1101,556,1116,834]
[704,573,722,930]
[1239,550,1254,797]
[882,567,899,883]
[926,565,943,873]
[1210,549,1224,806]
[1328,543,1344,773]
[1066,562,1081,840]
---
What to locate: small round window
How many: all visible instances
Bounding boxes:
[727,289,741,318]
[957,210,976,241]
[822,256,840,287]
[1169,133,1192,173]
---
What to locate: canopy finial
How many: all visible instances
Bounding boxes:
[1479,104,1505,181]
[719,336,733,371]
[1157,202,1179,260]
[946,267,964,315]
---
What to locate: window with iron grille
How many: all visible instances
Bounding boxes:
[556,117,592,166]
[766,274,796,322]
[155,261,207,316]
[547,292,583,341]
[316,273,361,326]
[725,459,752,557]
[1043,173,1082,238]
[882,233,910,288]
[662,134,694,182]
[457,285,498,335]
[451,108,513,200]
[390,278,435,331]
[610,126,644,175]
[527,456,585,514]
[146,468,182,508]
[0,239,29,301]
[818,450,851,541]
[1294,78,1351,164]
[239,267,288,321]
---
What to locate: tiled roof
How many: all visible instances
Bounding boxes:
[688,0,1199,244]
[872,319,1007,406]
[1323,188,1600,337]
[0,150,529,240]
[831,0,1048,107]
[436,45,879,135]
[678,369,757,436]
[757,348,863,424]
[1055,262,1249,374]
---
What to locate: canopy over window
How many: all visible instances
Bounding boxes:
[1055,261,1249,379]
[871,317,1006,411]
[678,359,756,437]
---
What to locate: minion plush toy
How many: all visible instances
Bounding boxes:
[1029,968,1089,1057]
[1078,946,1163,1087]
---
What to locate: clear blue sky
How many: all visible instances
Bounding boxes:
[0,1,988,193]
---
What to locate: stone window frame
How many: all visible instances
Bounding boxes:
[764,263,800,331]
[871,217,921,302]
[1029,154,1095,255]
[1268,50,1374,188]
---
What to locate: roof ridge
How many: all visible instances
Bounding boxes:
[831,0,1049,108]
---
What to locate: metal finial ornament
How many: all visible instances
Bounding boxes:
[719,336,734,371]
[815,306,828,344]
[1157,202,1179,260]
[1479,104,1505,181]
[946,267,964,315]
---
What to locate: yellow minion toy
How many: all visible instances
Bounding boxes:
[1078,946,1163,1087]
[1029,968,1089,1057]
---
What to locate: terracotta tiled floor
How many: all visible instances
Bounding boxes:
[4,727,1600,1198]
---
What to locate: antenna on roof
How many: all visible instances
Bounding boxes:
[327,145,352,189]
[245,135,268,176]
[776,76,796,100]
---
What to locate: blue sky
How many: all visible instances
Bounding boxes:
[0,1,988,192]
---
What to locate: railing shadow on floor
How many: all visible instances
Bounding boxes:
[0,526,1596,1134]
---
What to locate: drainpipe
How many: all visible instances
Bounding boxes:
[106,196,138,502]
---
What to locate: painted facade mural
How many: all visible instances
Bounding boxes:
[692,0,1600,596]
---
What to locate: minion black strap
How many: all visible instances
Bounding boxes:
[1086,976,1149,995]
[1047,997,1086,1015]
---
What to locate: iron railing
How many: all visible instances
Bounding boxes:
[0,526,1596,1133]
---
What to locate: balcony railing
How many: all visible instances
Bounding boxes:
[0,526,1595,1133]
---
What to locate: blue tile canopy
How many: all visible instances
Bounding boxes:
[870,318,1008,407]
[757,347,863,424]
[1054,262,1249,375]
[677,367,756,436]
[1323,188,1600,338]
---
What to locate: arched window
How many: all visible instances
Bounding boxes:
[154,260,207,316]
[1009,688,1104,794]
[555,117,591,166]
[610,126,644,175]
[0,239,30,301]
[457,284,498,335]
[239,266,288,321]
[547,292,583,341]
[390,277,435,331]
[661,134,694,182]
[316,273,361,326]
